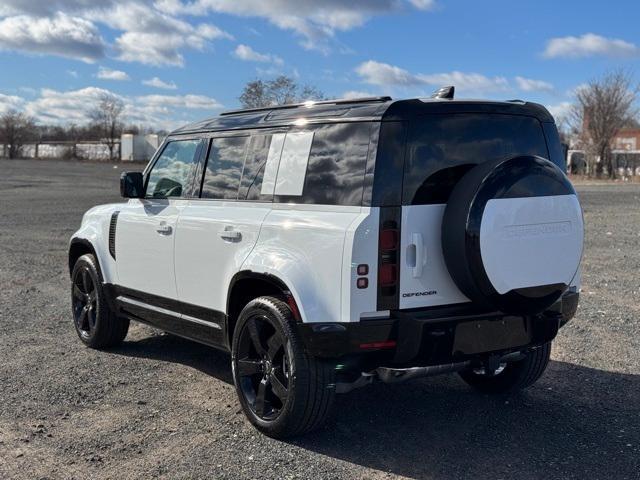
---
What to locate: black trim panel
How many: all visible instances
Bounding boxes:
[105,284,229,350]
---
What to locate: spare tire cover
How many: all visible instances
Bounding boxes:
[442,155,583,315]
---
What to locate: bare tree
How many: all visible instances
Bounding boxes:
[0,110,36,159]
[89,93,125,161]
[570,70,638,178]
[239,75,324,109]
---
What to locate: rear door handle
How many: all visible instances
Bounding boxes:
[219,229,241,241]
[156,223,173,235]
[412,232,425,278]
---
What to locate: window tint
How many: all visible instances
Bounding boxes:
[403,114,549,205]
[201,136,249,200]
[146,140,200,198]
[239,134,280,201]
[274,122,371,206]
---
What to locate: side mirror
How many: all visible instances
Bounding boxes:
[120,171,144,198]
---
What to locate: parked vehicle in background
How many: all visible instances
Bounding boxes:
[69,89,584,438]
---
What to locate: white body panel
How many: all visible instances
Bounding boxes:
[174,200,271,311]
[399,204,469,309]
[480,194,584,294]
[115,199,184,299]
[342,208,379,321]
[71,203,122,284]
[241,203,364,323]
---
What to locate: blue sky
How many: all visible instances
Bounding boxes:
[0,0,638,130]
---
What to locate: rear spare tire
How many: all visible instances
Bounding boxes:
[442,155,583,315]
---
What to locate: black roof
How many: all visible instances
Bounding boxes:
[170,97,554,136]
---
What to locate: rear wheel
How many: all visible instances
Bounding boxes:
[71,254,129,349]
[231,296,335,438]
[459,342,551,393]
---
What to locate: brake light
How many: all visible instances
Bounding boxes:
[377,208,401,310]
[359,340,397,350]
[380,229,398,250]
[378,264,397,286]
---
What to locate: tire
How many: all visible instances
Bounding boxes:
[459,342,551,394]
[231,296,335,438]
[71,254,129,349]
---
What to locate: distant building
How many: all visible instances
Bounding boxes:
[612,128,640,151]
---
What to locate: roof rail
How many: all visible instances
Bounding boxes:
[220,96,392,116]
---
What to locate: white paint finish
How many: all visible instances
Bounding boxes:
[115,199,185,299]
[342,207,379,322]
[399,204,469,309]
[480,194,584,294]
[274,131,314,196]
[261,133,285,195]
[174,200,271,313]
[242,205,362,323]
[71,203,122,284]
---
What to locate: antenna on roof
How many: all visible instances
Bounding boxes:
[430,86,455,99]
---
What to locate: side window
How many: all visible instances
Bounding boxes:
[145,140,200,198]
[274,123,371,206]
[239,133,281,201]
[201,136,249,200]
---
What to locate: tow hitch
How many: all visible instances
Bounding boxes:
[335,351,527,393]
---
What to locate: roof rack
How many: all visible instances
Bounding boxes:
[220,96,392,116]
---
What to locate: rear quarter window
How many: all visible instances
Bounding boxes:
[274,122,372,206]
[403,114,549,205]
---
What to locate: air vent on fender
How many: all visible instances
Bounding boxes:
[108,211,120,259]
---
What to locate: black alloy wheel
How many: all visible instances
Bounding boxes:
[231,296,335,438]
[70,253,129,348]
[235,313,290,421]
[72,265,98,340]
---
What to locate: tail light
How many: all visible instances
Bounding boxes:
[377,207,401,310]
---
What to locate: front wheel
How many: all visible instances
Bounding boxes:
[71,254,129,349]
[231,296,335,438]
[459,342,551,394]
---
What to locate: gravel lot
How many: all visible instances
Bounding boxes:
[1,158,639,480]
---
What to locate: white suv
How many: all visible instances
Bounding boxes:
[69,92,583,438]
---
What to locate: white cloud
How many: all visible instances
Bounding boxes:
[0,13,105,62]
[137,93,222,110]
[355,60,510,94]
[96,66,130,81]
[83,2,232,67]
[233,44,283,65]
[155,0,435,53]
[24,86,112,123]
[341,90,376,99]
[6,86,222,130]
[543,33,640,59]
[547,101,573,124]
[0,93,25,114]
[142,77,178,90]
[515,76,554,93]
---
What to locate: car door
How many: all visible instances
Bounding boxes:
[174,132,281,324]
[116,138,202,301]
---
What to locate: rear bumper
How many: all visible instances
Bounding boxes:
[297,292,579,365]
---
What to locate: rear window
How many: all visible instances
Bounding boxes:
[403,114,549,205]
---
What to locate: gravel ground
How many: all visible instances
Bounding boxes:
[0,158,638,480]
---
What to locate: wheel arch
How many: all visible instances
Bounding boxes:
[68,238,101,278]
[225,271,301,349]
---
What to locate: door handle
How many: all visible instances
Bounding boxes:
[156,224,173,235]
[412,232,425,278]
[219,229,241,241]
